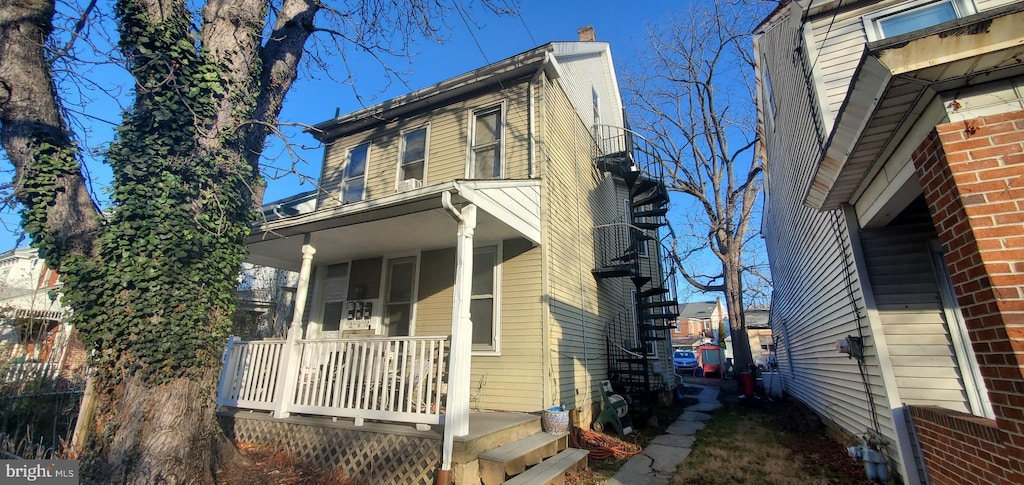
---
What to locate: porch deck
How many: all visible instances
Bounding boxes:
[218,408,541,484]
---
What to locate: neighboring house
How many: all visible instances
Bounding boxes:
[744,305,773,369]
[217,31,678,484]
[671,299,725,348]
[0,248,85,393]
[756,1,1024,483]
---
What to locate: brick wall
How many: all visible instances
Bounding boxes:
[912,109,1024,483]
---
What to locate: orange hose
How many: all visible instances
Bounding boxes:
[569,426,642,460]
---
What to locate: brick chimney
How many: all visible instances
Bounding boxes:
[578,25,596,42]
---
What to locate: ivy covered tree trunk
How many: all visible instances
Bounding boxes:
[1,0,489,480]
[1,0,316,481]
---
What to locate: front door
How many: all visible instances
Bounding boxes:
[383,257,416,337]
[318,274,349,339]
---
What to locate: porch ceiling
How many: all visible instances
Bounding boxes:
[805,5,1024,211]
[246,180,541,271]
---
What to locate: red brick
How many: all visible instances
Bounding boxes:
[971,120,1020,138]
[944,137,996,153]
[975,165,1024,181]
[982,111,1024,124]
[939,129,966,143]
[973,226,1023,239]
[1004,153,1024,166]
[991,131,1024,145]
[965,201,1019,216]
[1002,237,1024,250]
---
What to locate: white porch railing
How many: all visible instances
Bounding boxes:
[217,336,449,426]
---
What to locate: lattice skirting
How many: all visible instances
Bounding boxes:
[220,413,440,485]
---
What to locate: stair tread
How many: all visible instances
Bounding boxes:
[503,448,589,485]
[479,432,566,463]
[639,287,670,298]
[638,324,675,331]
[592,265,633,278]
[639,300,677,309]
[479,432,568,485]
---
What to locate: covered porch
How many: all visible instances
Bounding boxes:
[217,180,541,435]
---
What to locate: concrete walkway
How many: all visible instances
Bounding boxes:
[605,383,721,485]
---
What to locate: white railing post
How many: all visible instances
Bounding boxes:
[272,241,316,418]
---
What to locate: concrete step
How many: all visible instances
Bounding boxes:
[478,432,567,485]
[503,448,589,485]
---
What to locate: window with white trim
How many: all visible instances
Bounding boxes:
[470,106,503,179]
[399,127,427,185]
[863,0,976,42]
[761,55,776,126]
[341,143,368,204]
[471,245,500,352]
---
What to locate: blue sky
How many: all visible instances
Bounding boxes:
[1,0,769,305]
[0,0,685,251]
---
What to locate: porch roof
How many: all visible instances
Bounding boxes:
[246,180,541,271]
[805,4,1024,210]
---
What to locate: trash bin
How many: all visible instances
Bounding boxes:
[739,372,755,397]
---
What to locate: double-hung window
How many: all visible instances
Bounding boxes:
[863,0,976,41]
[341,143,368,204]
[471,245,499,352]
[399,127,427,186]
[470,106,503,179]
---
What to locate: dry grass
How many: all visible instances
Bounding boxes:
[672,399,870,485]
[218,442,361,485]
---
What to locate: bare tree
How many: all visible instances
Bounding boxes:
[0,0,504,482]
[626,0,773,372]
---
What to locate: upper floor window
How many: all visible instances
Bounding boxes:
[761,55,777,126]
[341,143,368,204]
[399,127,427,187]
[470,105,503,179]
[863,0,976,42]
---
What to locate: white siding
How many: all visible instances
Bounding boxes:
[551,43,624,131]
[858,205,973,414]
[805,0,1017,133]
[758,13,903,477]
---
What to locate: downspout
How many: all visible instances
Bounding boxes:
[437,189,476,485]
[573,113,591,404]
[527,54,550,179]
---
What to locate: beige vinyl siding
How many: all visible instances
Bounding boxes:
[471,239,544,411]
[415,248,456,336]
[859,210,971,413]
[317,82,533,209]
[413,240,545,412]
[538,75,623,411]
[759,15,903,475]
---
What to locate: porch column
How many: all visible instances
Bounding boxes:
[441,203,476,474]
[273,239,316,418]
[289,243,317,335]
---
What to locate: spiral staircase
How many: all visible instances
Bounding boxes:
[591,125,679,417]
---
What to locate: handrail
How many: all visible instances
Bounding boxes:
[217,335,451,427]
